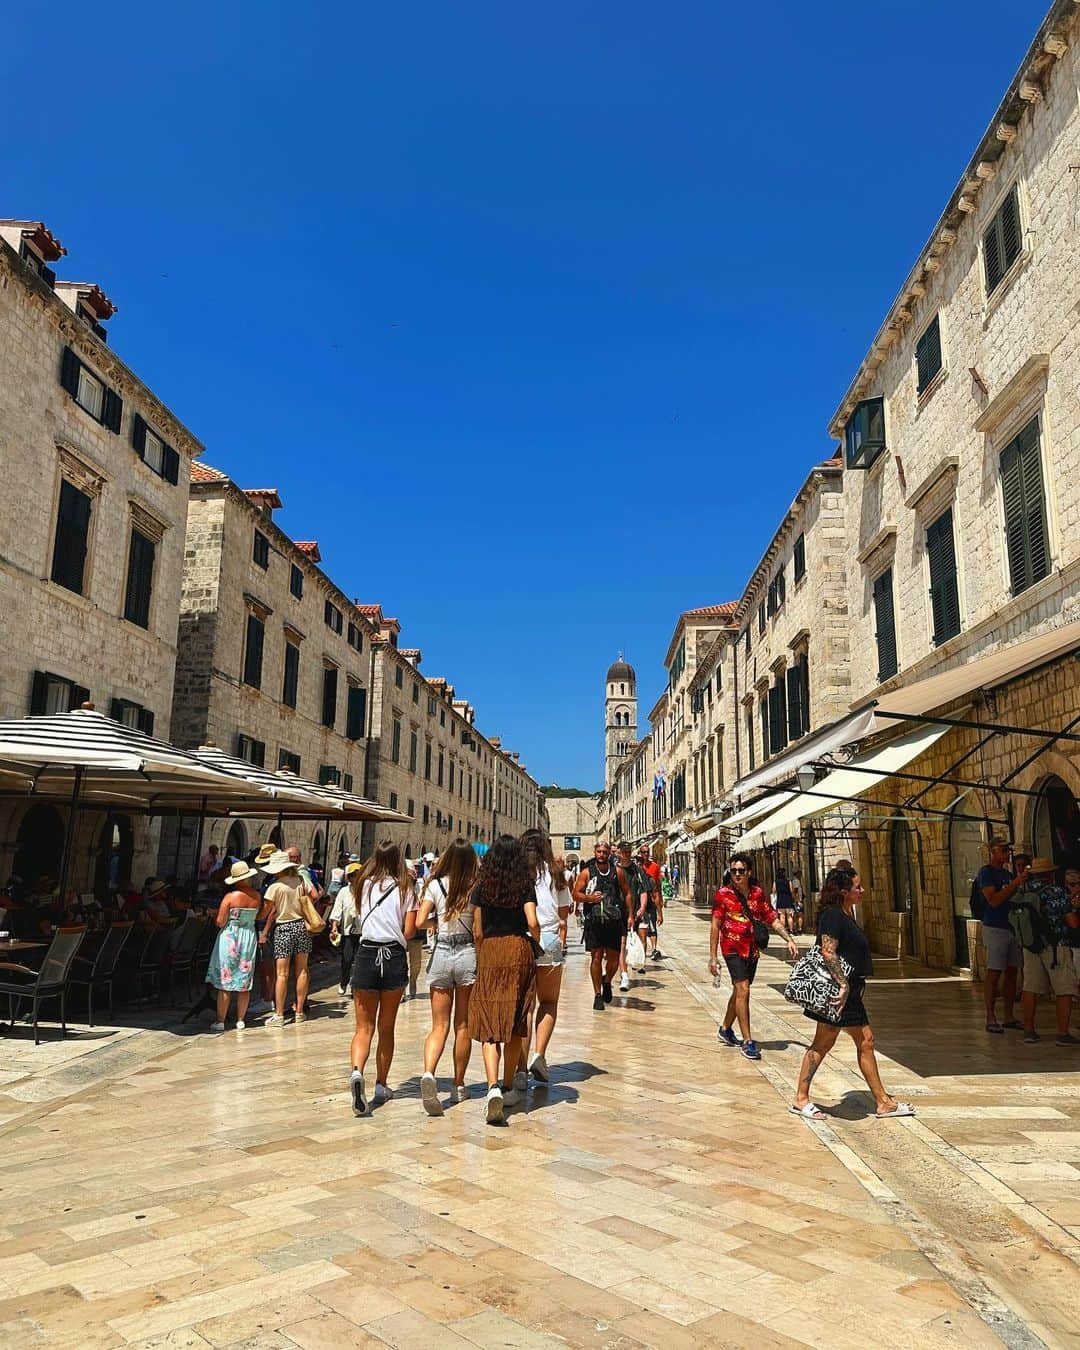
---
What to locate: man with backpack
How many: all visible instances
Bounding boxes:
[976,837,1027,1033]
[1010,856,1078,1045]
[573,841,633,1010]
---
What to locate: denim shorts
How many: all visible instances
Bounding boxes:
[427,941,477,989]
[535,930,564,967]
[351,941,408,992]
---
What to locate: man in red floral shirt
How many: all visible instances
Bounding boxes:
[709,852,797,1060]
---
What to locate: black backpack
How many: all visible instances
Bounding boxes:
[969,876,986,921]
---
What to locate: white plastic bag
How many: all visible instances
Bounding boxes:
[626,930,646,970]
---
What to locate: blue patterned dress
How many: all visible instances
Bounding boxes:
[207,902,259,992]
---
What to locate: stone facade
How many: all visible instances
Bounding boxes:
[165,469,377,871]
[0,222,202,892]
[544,795,599,864]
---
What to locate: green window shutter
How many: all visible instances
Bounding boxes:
[916,315,942,393]
[102,386,123,434]
[786,664,803,740]
[132,413,147,458]
[873,568,898,680]
[1000,417,1049,595]
[123,529,155,629]
[242,614,264,688]
[137,708,155,736]
[51,480,92,593]
[60,346,81,397]
[927,510,961,645]
[984,185,1021,296]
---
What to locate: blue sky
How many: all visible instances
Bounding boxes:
[7,1,1041,790]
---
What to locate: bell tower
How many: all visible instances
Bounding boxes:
[604,655,637,791]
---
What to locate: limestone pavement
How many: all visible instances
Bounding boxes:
[0,903,1078,1347]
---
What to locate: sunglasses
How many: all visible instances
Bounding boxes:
[730,866,748,874]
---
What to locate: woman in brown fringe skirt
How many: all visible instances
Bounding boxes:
[468,834,540,1125]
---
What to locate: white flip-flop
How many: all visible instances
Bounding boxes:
[876,1102,915,1119]
[789,1103,827,1121]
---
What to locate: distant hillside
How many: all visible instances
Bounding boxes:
[540,785,598,799]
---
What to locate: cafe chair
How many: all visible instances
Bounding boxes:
[68,921,133,1026]
[0,925,87,1045]
[135,924,174,1008]
[165,914,207,1004]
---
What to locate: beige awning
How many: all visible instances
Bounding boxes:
[734,721,952,850]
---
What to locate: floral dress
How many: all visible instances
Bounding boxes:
[206,898,259,992]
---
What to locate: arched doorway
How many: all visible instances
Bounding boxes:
[312,831,324,871]
[1033,775,1080,874]
[949,809,985,968]
[268,825,283,848]
[338,832,349,864]
[889,815,918,956]
[14,805,65,887]
[94,814,134,897]
[225,821,248,863]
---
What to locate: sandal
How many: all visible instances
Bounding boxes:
[876,1102,915,1119]
[789,1103,827,1121]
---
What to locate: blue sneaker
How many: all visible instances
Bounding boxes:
[717,1026,739,1048]
[740,1040,762,1060]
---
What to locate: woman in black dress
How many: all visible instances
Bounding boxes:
[791,867,914,1121]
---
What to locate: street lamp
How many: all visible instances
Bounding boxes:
[796,763,816,793]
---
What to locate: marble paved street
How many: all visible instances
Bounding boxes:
[0,907,1077,1349]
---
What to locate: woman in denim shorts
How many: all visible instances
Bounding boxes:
[520,828,572,1085]
[415,839,479,1116]
[347,842,418,1117]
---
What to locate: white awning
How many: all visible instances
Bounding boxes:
[734,721,952,850]
[729,707,878,798]
[692,790,797,848]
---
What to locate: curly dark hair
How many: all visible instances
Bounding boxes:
[819,866,857,908]
[476,833,533,909]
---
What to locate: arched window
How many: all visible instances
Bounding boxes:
[620,683,625,695]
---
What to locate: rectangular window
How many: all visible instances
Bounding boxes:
[278,748,301,775]
[343,773,354,792]
[395,666,403,689]
[768,681,788,756]
[347,622,362,652]
[391,717,402,763]
[252,530,270,570]
[873,568,898,681]
[786,663,804,741]
[109,698,154,735]
[409,730,418,772]
[321,665,338,728]
[236,733,266,768]
[242,612,264,689]
[407,798,415,817]
[915,314,942,394]
[759,695,769,761]
[412,682,419,704]
[131,415,179,483]
[346,683,367,739]
[423,804,430,825]
[424,741,432,780]
[51,479,92,594]
[282,640,300,708]
[927,508,961,646]
[428,696,437,716]
[31,670,89,715]
[744,628,750,656]
[289,564,303,599]
[984,184,1022,297]
[844,396,886,470]
[324,600,343,634]
[793,533,806,583]
[60,348,122,432]
[437,751,444,787]
[1000,416,1050,597]
[319,764,340,786]
[757,601,766,635]
[389,791,399,810]
[123,528,155,629]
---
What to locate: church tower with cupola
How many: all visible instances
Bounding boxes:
[605,655,637,791]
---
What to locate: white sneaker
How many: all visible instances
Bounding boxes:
[337,984,346,996]
[485,1086,504,1124]
[294,1011,307,1023]
[209,1022,225,1034]
[350,1069,366,1116]
[421,1072,444,1117]
[619,973,630,991]
[513,1070,528,1093]
[528,1051,549,1082]
[235,1020,246,1031]
[373,1083,393,1105]
[501,1088,523,1107]
[452,1084,469,1103]
[265,1014,286,1028]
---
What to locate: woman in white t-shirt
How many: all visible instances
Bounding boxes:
[348,841,418,1117]
[520,829,572,1084]
[415,839,480,1116]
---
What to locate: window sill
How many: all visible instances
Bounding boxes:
[983,248,1032,324]
[42,579,94,613]
[915,366,947,414]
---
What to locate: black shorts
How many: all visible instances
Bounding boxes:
[804,976,869,1028]
[637,901,658,937]
[351,941,408,992]
[584,920,624,953]
[723,952,759,985]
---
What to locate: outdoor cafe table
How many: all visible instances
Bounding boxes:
[0,941,46,952]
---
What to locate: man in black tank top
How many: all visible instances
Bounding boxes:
[572,842,632,1011]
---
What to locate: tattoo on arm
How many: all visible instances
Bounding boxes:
[819,934,847,986]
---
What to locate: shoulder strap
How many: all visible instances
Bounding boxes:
[358,881,394,937]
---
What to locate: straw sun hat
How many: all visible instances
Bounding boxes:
[227,860,259,884]
[260,850,296,875]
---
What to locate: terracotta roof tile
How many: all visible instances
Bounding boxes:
[682,602,738,620]
[356,604,383,617]
[191,462,229,484]
[244,488,282,508]
[295,541,321,560]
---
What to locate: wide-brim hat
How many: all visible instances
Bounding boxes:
[227,861,259,884]
[260,850,296,875]
[1030,856,1057,874]
[145,880,169,898]
[255,843,276,864]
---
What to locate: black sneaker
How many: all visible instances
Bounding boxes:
[601,980,613,1003]
[593,993,605,1011]
[651,950,664,961]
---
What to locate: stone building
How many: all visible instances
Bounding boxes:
[544,794,599,865]
[0,220,202,890]
[166,464,378,871]
[604,657,637,791]
[363,611,544,859]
